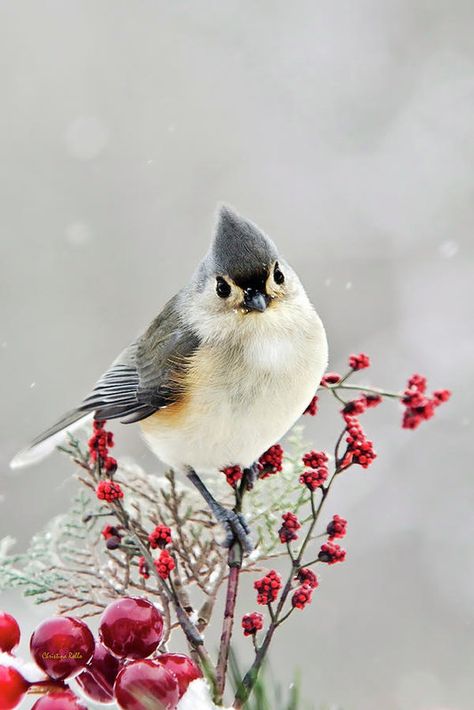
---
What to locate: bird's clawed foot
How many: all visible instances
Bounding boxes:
[214,504,254,554]
[186,468,254,554]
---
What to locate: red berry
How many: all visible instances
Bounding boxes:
[291,584,313,609]
[0,666,29,710]
[0,613,20,653]
[99,597,163,660]
[148,525,172,549]
[31,690,87,709]
[221,465,243,488]
[321,372,341,386]
[348,352,370,370]
[30,617,95,681]
[241,612,264,637]
[96,480,123,502]
[114,660,179,710]
[304,395,318,416]
[254,570,282,605]
[76,641,121,703]
[156,653,202,698]
[154,550,175,580]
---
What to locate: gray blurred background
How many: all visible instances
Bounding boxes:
[1,1,473,708]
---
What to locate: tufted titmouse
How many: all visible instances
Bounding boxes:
[11,206,328,552]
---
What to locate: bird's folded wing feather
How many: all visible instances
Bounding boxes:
[78,295,199,424]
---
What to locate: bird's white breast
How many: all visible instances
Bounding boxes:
[140,300,327,472]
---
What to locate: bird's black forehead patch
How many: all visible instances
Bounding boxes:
[230,267,269,292]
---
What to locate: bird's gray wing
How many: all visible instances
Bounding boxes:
[79,295,199,424]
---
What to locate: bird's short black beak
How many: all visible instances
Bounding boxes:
[243,288,268,313]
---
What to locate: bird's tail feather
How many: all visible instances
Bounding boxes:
[9,410,93,469]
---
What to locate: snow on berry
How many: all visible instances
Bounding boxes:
[258,444,284,478]
[278,512,301,543]
[254,570,282,605]
[292,584,313,609]
[326,515,347,541]
[241,612,264,636]
[154,550,175,580]
[348,352,370,370]
[318,541,346,565]
[96,480,123,502]
[148,524,172,549]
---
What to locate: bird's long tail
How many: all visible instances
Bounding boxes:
[9,409,93,469]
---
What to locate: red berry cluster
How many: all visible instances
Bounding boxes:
[258,444,284,479]
[254,570,282,605]
[292,584,313,609]
[401,373,451,429]
[304,395,319,416]
[138,556,150,579]
[96,480,124,503]
[326,514,347,541]
[300,450,329,491]
[154,550,175,580]
[320,371,342,386]
[348,352,370,371]
[341,416,376,469]
[299,468,328,490]
[318,541,346,565]
[88,420,117,473]
[278,512,301,543]
[221,465,243,488]
[148,524,172,549]
[302,450,329,469]
[0,598,202,709]
[241,612,264,637]
[296,567,318,589]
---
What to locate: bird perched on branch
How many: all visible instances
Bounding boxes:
[11,206,328,553]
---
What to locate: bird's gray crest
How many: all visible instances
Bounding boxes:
[210,205,278,282]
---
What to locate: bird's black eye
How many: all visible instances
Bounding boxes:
[216,277,231,298]
[274,263,285,285]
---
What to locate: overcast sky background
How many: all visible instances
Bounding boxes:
[1,2,473,709]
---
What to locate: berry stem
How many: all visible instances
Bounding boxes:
[328,383,402,399]
[215,469,251,701]
[110,499,218,690]
[234,462,343,708]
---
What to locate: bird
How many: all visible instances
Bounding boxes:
[11,206,328,553]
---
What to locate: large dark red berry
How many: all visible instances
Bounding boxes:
[0,613,20,654]
[76,641,121,703]
[114,660,179,710]
[31,690,87,709]
[30,617,95,681]
[156,653,202,698]
[99,597,163,660]
[0,666,29,710]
